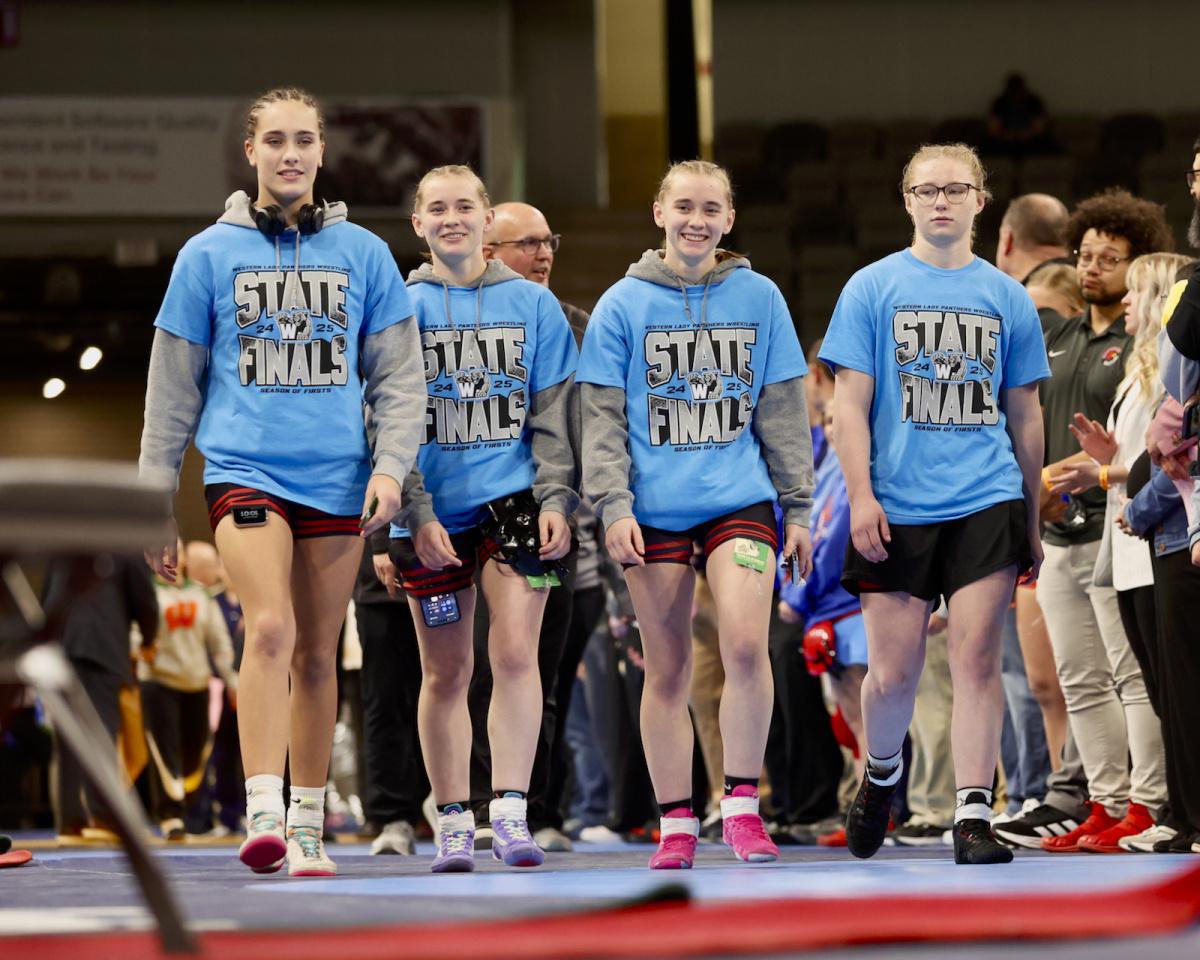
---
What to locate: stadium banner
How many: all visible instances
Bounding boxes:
[0,96,502,216]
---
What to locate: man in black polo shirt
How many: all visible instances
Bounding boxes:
[1033,190,1172,852]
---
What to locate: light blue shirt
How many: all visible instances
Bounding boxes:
[155,220,412,516]
[819,250,1049,524]
[577,266,807,530]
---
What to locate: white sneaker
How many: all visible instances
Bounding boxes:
[286,825,337,876]
[1119,824,1177,853]
[238,810,286,874]
[578,825,622,844]
[534,826,573,852]
[369,820,416,856]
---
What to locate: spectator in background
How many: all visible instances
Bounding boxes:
[1032,190,1173,854]
[45,556,158,843]
[986,73,1054,157]
[184,540,244,835]
[358,531,427,856]
[139,542,237,841]
[997,194,1072,290]
[1025,264,1085,325]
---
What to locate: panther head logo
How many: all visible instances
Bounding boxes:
[454,367,490,399]
[685,368,723,401]
[277,307,311,342]
[932,350,965,382]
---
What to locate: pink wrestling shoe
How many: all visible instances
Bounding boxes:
[238,810,286,874]
[648,814,699,870]
[721,787,779,863]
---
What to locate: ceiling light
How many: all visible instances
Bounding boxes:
[79,346,103,370]
[43,378,66,399]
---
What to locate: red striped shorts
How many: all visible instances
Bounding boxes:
[636,500,780,566]
[204,484,361,539]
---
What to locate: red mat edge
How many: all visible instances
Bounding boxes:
[5,861,1199,959]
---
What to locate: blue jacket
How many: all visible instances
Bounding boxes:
[780,448,860,622]
[1124,462,1189,557]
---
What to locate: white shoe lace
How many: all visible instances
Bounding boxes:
[441,829,472,855]
[497,817,532,843]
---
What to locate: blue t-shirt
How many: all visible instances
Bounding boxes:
[577,265,807,530]
[154,220,413,516]
[392,274,577,535]
[818,249,1050,524]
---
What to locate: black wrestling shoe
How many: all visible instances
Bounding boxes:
[845,771,898,859]
[953,818,1015,864]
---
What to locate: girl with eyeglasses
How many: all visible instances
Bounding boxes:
[819,143,1050,865]
[386,165,578,873]
[577,159,814,870]
[140,87,427,877]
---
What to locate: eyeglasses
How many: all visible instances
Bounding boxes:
[907,182,977,205]
[490,234,561,254]
[1187,169,1200,189]
[1074,249,1129,272]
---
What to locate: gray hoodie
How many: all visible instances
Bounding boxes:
[582,249,814,529]
[139,191,427,500]
[397,260,578,531]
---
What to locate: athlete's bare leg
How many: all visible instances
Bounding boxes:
[859,592,933,759]
[287,534,364,787]
[624,561,697,803]
[408,586,478,804]
[216,514,296,777]
[946,566,1018,789]
[480,561,550,792]
[704,539,777,779]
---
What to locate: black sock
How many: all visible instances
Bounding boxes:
[437,801,468,816]
[494,789,526,801]
[724,775,758,796]
[658,798,693,818]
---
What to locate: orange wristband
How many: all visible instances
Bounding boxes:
[1099,465,1110,490]
[1042,468,1053,492]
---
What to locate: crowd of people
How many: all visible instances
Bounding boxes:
[34,85,1200,877]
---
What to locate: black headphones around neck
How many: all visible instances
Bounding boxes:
[253,202,325,238]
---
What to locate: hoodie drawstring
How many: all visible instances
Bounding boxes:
[437,274,486,335]
[677,270,717,332]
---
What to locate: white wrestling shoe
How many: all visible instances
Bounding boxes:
[287,825,337,877]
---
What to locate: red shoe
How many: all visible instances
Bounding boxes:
[1078,802,1154,853]
[1041,801,1120,852]
[648,817,699,870]
[817,827,847,847]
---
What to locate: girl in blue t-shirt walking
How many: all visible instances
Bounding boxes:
[818,143,1050,865]
[385,165,578,873]
[140,87,427,877]
[577,160,815,869]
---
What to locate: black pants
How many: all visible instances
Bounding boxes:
[605,625,657,832]
[140,681,210,825]
[57,660,124,832]
[1150,549,1200,833]
[468,554,578,826]
[1116,584,1160,714]
[764,599,843,824]
[534,584,607,829]
[356,600,427,826]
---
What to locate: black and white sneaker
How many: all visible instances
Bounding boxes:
[845,772,898,860]
[991,803,1080,850]
[892,821,951,846]
[953,818,1014,865]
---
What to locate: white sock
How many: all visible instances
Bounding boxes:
[245,774,284,820]
[489,794,528,822]
[866,750,903,787]
[287,784,326,831]
[954,787,993,824]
